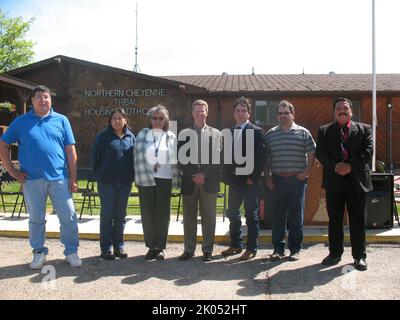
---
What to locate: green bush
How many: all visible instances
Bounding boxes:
[0,102,14,113]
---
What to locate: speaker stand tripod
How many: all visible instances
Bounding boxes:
[393,198,400,226]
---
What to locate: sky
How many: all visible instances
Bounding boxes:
[1,0,400,76]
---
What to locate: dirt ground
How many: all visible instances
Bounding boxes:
[0,237,399,301]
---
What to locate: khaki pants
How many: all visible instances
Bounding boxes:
[182,185,217,254]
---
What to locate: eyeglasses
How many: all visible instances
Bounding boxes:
[277,111,291,116]
[152,117,165,121]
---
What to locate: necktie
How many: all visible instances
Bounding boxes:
[340,126,349,161]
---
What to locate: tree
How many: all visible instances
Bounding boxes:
[0,9,35,72]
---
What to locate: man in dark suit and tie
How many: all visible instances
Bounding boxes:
[316,97,373,271]
[222,97,266,260]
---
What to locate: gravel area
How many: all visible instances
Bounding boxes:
[0,237,399,300]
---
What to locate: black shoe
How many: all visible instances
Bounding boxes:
[155,250,165,260]
[288,251,300,261]
[202,253,212,262]
[321,254,341,266]
[100,251,115,260]
[270,251,285,261]
[145,249,157,260]
[114,248,128,259]
[179,252,194,261]
[354,258,367,271]
[221,247,242,257]
[240,250,257,261]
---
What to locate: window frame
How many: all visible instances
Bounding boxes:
[254,99,280,126]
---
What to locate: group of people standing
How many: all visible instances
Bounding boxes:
[93,104,179,261]
[0,85,372,272]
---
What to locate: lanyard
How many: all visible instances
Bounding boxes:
[151,129,164,157]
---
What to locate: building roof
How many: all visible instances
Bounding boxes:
[7,55,206,94]
[0,73,57,96]
[7,55,400,95]
[162,74,400,94]
[0,73,40,90]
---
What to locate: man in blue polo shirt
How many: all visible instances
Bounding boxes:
[0,85,82,269]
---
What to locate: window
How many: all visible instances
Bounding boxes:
[255,100,279,125]
[351,101,361,121]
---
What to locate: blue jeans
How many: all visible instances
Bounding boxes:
[226,184,259,251]
[23,179,79,256]
[271,175,306,254]
[98,182,132,253]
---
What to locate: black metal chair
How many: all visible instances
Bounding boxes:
[172,191,182,221]
[127,191,140,214]
[0,171,26,218]
[78,169,141,217]
[76,168,97,219]
[216,183,227,221]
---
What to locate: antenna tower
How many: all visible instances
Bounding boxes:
[133,3,140,72]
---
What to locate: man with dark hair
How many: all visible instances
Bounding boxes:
[265,100,316,261]
[0,85,82,269]
[222,97,266,261]
[316,97,373,271]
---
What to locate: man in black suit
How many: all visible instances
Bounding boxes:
[316,97,373,271]
[178,100,221,262]
[222,97,266,260]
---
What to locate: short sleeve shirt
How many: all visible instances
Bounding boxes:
[1,108,76,181]
[264,123,316,173]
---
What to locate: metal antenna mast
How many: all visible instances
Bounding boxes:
[133,2,140,72]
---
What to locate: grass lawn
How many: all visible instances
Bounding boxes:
[4,180,398,222]
[0,180,228,217]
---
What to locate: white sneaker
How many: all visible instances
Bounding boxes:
[65,253,82,268]
[29,252,46,270]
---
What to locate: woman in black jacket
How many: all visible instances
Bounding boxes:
[93,108,135,260]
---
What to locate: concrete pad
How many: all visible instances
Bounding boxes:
[0,213,399,243]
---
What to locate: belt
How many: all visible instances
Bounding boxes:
[273,172,300,177]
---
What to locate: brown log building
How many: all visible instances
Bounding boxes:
[2,55,400,170]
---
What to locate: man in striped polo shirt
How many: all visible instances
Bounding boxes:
[264,100,316,261]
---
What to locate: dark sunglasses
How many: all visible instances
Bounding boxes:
[152,116,165,121]
[278,111,291,116]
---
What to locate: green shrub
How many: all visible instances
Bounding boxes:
[0,102,14,113]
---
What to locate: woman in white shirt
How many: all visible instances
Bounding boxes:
[133,105,179,260]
